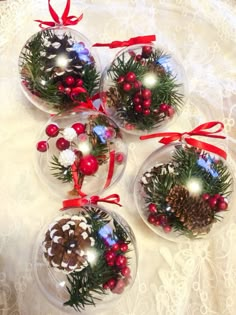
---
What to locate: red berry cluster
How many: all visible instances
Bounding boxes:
[57,75,85,97]
[117,71,141,92]
[36,122,85,152]
[135,46,153,61]
[159,103,175,117]
[133,88,152,116]
[202,193,228,211]
[103,242,131,293]
[147,203,172,233]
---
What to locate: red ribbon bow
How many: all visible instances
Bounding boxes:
[93,35,156,48]
[35,0,83,28]
[61,193,122,210]
[140,121,227,159]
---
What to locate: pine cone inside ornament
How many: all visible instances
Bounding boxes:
[166,185,215,233]
[43,214,95,273]
[106,87,122,108]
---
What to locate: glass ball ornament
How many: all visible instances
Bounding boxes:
[133,142,234,241]
[35,109,127,198]
[18,27,100,114]
[100,43,187,135]
[33,205,138,313]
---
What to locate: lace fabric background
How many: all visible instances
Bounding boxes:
[0,0,236,314]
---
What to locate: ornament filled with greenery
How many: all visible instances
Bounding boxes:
[134,143,233,238]
[19,27,100,113]
[36,206,137,312]
[36,109,127,198]
[100,44,186,134]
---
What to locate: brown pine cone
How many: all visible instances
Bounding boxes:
[42,214,95,274]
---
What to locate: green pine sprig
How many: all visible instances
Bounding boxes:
[50,155,72,183]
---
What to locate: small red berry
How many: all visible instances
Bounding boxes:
[133,96,142,105]
[75,78,83,87]
[37,141,48,152]
[117,76,125,84]
[115,152,125,164]
[167,106,175,117]
[143,99,151,108]
[105,250,116,261]
[115,255,127,268]
[214,194,221,200]
[71,122,85,135]
[134,104,143,113]
[142,46,153,58]
[78,155,99,176]
[64,87,71,94]
[208,196,218,209]
[45,124,59,137]
[57,84,64,92]
[106,278,116,290]
[159,103,169,112]
[136,54,142,61]
[112,243,120,252]
[142,89,152,100]
[65,76,75,86]
[103,283,109,290]
[217,201,228,211]
[148,214,156,224]
[125,123,135,130]
[149,203,157,213]
[56,137,70,151]
[202,193,210,201]
[163,225,172,233]
[125,72,136,83]
[119,243,128,252]
[143,108,151,115]
[160,215,168,226]
[121,266,131,277]
[123,82,132,92]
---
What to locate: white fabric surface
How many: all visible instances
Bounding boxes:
[0,0,236,314]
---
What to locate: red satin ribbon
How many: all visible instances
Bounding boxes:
[140,121,227,159]
[93,35,156,48]
[35,0,83,28]
[71,162,86,197]
[104,150,115,189]
[61,193,122,209]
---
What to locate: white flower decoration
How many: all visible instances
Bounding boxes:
[63,127,77,141]
[58,149,76,167]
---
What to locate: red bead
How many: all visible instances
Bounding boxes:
[217,201,228,211]
[208,196,218,209]
[106,278,116,290]
[148,214,156,224]
[121,266,131,277]
[133,96,142,105]
[45,124,59,137]
[115,152,125,164]
[105,250,116,261]
[75,79,83,87]
[115,255,127,267]
[78,155,99,175]
[136,54,142,61]
[142,89,152,100]
[112,243,120,252]
[134,104,143,113]
[37,141,48,152]
[159,103,169,112]
[65,76,75,86]
[142,46,152,58]
[163,225,172,233]
[56,137,70,151]
[125,72,136,83]
[133,80,142,89]
[123,82,132,92]
[71,122,86,135]
[202,193,210,201]
[143,108,151,115]
[117,76,125,84]
[160,215,168,226]
[57,84,64,92]
[119,243,128,252]
[64,87,71,94]
[149,203,157,213]
[143,99,151,108]
[167,106,175,117]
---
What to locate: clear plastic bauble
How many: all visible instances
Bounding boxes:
[35,109,127,198]
[33,205,137,313]
[19,27,100,114]
[100,43,187,135]
[133,142,234,241]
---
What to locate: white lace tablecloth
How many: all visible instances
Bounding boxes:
[0,1,236,314]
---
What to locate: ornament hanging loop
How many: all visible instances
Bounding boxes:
[35,0,83,28]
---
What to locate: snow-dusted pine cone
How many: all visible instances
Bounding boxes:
[43,214,95,274]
